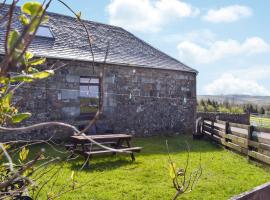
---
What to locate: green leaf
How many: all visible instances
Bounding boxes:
[28,17,41,33]
[12,112,31,124]
[76,12,81,19]
[19,14,30,25]
[19,147,29,162]
[7,30,20,50]
[169,162,176,179]
[0,77,9,84]
[28,58,46,66]
[25,51,34,60]
[28,67,39,73]
[32,70,54,79]
[21,2,44,16]
[3,144,11,150]
[71,171,75,181]
[1,92,13,109]
[0,85,8,95]
[10,75,34,83]
[23,168,33,177]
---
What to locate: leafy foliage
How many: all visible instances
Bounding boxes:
[0,1,53,126]
[0,1,58,199]
[19,147,29,162]
[21,2,44,16]
[198,98,270,115]
[0,0,105,198]
[197,99,244,114]
[12,113,32,123]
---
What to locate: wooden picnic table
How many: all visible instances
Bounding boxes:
[66,134,142,167]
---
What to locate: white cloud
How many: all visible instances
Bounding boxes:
[106,0,199,32]
[204,73,270,96]
[232,66,270,80]
[161,29,216,46]
[177,37,270,64]
[203,5,252,23]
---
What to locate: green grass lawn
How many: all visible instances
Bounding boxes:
[28,135,270,200]
[250,115,270,129]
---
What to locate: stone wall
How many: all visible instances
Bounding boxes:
[197,112,250,125]
[0,58,197,141]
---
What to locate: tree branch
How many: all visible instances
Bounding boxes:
[0,153,41,189]
[0,143,14,171]
[0,122,131,153]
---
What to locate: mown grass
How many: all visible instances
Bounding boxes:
[250,115,270,129]
[28,135,270,200]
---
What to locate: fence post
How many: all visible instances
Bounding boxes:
[211,120,214,137]
[224,121,229,147]
[225,121,229,134]
[201,117,204,135]
[247,125,254,161]
[194,117,203,140]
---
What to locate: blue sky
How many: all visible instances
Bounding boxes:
[6,0,270,96]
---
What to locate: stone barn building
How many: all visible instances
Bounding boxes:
[0,6,197,140]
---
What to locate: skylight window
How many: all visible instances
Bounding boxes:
[35,26,54,38]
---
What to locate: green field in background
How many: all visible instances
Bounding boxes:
[250,115,270,128]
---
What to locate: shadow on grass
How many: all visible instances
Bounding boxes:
[70,157,137,172]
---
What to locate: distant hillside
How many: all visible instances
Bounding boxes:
[198,95,270,106]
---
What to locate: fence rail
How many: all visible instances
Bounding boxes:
[199,119,270,165]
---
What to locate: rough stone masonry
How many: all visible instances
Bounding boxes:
[2,58,197,141]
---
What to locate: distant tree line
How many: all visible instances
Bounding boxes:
[197,99,270,115]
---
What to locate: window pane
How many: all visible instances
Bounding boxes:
[90,78,99,84]
[79,85,89,97]
[89,86,99,98]
[36,26,54,38]
[79,85,99,98]
[80,77,99,84]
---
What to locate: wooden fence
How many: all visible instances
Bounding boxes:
[199,119,270,165]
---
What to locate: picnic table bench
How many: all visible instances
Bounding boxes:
[66,134,142,167]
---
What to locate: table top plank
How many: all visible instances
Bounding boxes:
[71,134,132,141]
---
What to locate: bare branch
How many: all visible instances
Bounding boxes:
[0,121,79,133]
[166,141,202,200]
[0,122,131,153]
[0,153,41,189]
[0,143,14,171]
[4,0,15,54]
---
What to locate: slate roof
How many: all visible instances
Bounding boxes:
[0,4,197,73]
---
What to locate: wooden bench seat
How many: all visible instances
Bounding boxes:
[74,147,142,164]
[83,147,142,155]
